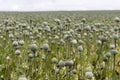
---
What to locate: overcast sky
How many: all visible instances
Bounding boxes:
[0,0,120,11]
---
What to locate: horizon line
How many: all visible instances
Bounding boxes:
[0,9,120,12]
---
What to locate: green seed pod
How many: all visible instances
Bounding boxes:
[29,44,38,52]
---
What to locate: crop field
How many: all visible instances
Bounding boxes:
[0,11,120,80]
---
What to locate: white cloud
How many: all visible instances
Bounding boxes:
[0,0,120,11]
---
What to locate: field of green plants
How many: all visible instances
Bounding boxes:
[0,11,120,80]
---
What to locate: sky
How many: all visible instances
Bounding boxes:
[0,0,120,11]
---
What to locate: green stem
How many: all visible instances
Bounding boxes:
[112,54,116,79]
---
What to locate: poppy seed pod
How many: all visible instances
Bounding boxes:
[66,17,71,23]
[84,25,91,31]
[51,57,58,64]
[81,18,86,23]
[112,34,119,40]
[72,69,77,74]
[113,27,118,32]
[15,50,21,55]
[78,46,83,52]
[112,49,118,55]
[96,40,102,45]
[54,19,61,25]
[42,43,49,50]
[12,41,18,47]
[71,39,77,45]
[114,17,120,23]
[6,56,11,60]
[18,75,27,80]
[4,19,9,25]
[58,60,65,67]
[99,36,108,42]
[85,72,93,79]
[65,60,74,67]
[109,44,115,49]
[9,34,14,39]
[19,40,24,46]
[44,25,51,32]
[74,24,79,28]
[55,68,59,74]
[64,34,71,40]
[103,57,108,62]
[29,44,38,52]
[105,52,111,58]
[28,53,34,58]
[42,22,48,27]
[78,40,84,45]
